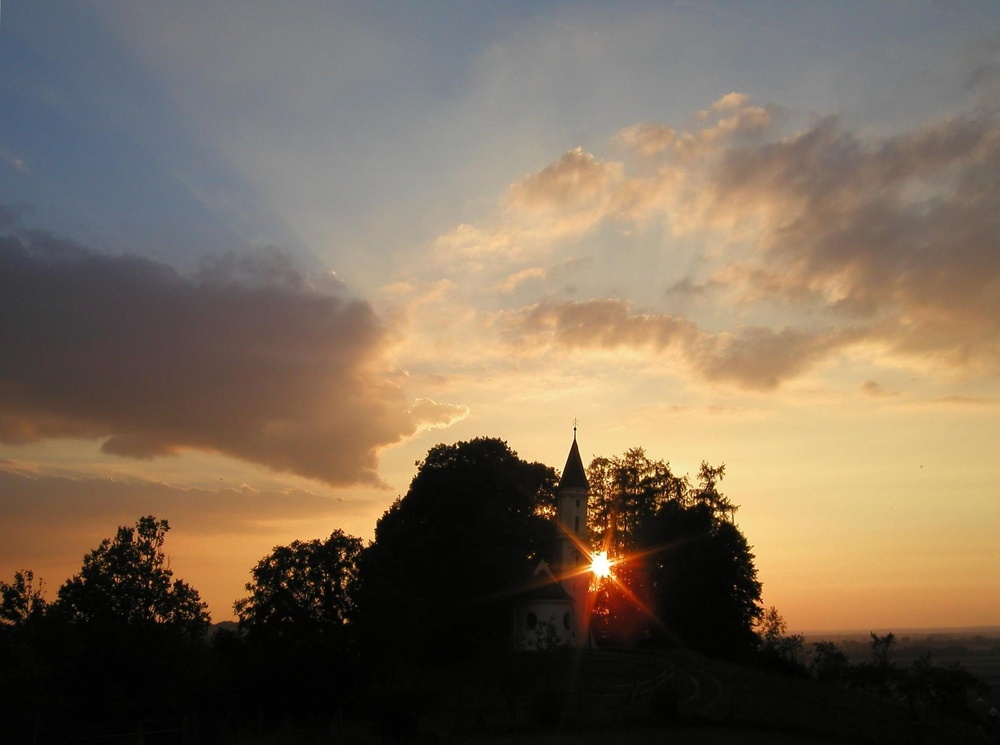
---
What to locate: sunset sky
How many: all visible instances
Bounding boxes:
[2,2,999,633]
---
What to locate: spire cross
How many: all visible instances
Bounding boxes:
[573,418,578,439]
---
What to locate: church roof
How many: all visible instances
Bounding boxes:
[559,434,589,491]
[518,561,574,603]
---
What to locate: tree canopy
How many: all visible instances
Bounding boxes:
[1,517,212,729]
[235,529,363,643]
[587,447,687,555]
[0,569,46,627]
[588,450,761,658]
[54,515,209,634]
[355,437,558,659]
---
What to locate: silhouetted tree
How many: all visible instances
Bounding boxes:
[587,448,685,555]
[235,529,363,642]
[220,530,366,733]
[851,631,899,694]
[808,635,989,726]
[356,437,558,661]
[0,570,49,740]
[54,516,209,634]
[43,516,210,725]
[0,569,47,626]
[644,500,762,658]
[756,606,806,674]
[810,640,850,681]
[588,451,761,658]
[870,631,896,670]
[693,461,738,520]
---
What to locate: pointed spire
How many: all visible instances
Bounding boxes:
[559,428,589,491]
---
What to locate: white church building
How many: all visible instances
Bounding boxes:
[511,430,593,650]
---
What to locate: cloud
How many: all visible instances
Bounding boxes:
[700,107,1000,371]
[427,149,630,274]
[497,267,547,294]
[0,464,346,542]
[501,299,859,390]
[0,229,462,486]
[616,92,773,161]
[408,398,470,434]
[861,380,900,398]
[509,146,624,214]
[437,95,777,265]
[0,143,28,174]
[509,298,698,352]
[469,91,1000,384]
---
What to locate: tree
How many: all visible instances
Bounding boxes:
[0,570,49,740]
[693,461,738,520]
[756,606,805,673]
[222,530,366,731]
[869,631,896,670]
[54,516,209,634]
[0,569,46,627]
[235,529,363,642]
[355,437,558,660]
[588,450,762,658]
[35,517,212,723]
[587,448,685,555]
[644,500,762,658]
[810,641,850,681]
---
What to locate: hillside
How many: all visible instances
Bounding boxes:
[348,647,997,745]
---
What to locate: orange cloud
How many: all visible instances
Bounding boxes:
[502,299,861,391]
[0,465,346,542]
[509,146,624,213]
[493,92,1000,381]
[703,110,1000,372]
[0,231,458,486]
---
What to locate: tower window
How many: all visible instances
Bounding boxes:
[526,612,537,630]
[563,612,571,630]
[576,499,580,508]
[574,516,579,533]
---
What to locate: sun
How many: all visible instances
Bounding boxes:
[590,550,613,579]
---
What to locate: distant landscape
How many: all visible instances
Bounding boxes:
[806,627,1000,694]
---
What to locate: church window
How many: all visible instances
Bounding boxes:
[576,499,580,508]
[526,612,537,630]
[574,516,579,533]
[563,612,571,630]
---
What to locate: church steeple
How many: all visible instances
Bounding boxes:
[559,428,589,492]
[555,424,591,647]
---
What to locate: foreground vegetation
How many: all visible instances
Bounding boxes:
[1,438,995,743]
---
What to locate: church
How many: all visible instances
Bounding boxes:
[511,429,593,650]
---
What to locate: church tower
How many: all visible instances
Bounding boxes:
[556,425,591,647]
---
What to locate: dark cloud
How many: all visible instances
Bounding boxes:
[491,92,1000,389]
[588,93,1000,380]
[514,298,698,351]
[0,230,449,485]
[690,325,858,390]
[505,299,858,391]
[702,106,1000,371]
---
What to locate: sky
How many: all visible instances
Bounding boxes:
[1,1,999,633]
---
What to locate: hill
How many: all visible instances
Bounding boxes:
[341,647,997,744]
